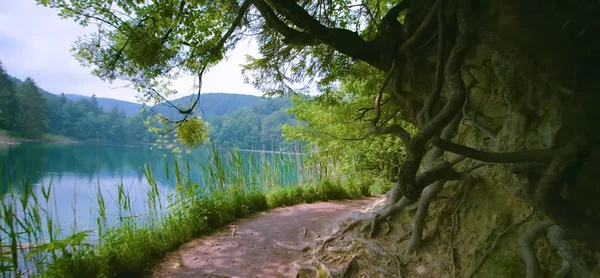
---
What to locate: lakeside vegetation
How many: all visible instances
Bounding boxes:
[0,145,385,277]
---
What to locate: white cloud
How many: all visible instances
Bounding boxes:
[0,0,261,103]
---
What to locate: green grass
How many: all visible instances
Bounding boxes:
[0,146,379,278]
[43,179,371,278]
[35,182,369,278]
[265,179,370,208]
[42,188,270,278]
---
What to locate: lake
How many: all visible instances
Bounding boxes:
[0,142,310,240]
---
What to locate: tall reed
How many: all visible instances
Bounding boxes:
[0,144,358,278]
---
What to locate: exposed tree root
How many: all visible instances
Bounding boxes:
[317,210,381,252]
[352,237,391,257]
[417,0,447,128]
[369,197,415,238]
[292,262,317,278]
[547,225,592,278]
[406,180,446,254]
[274,240,310,252]
[468,210,535,278]
[429,113,463,165]
[520,220,554,278]
[326,243,356,253]
[339,255,358,278]
[449,194,462,276]
[394,254,403,278]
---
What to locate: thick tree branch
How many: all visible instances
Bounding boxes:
[371,125,412,144]
[263,0,394,70]
[252,0,319,45]
[428,113,462,165]
[416,156,465,189]
[377,0,411,31]
[431,137,558,163]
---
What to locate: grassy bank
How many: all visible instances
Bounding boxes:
[43,180,370,277]
[0,146,383,278]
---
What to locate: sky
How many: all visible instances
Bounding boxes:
[0,0,261,103]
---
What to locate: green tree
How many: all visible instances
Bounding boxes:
[214,107,260,149]
[106,106,126,142]
[89,94,102,114]
[0,62,19,131]
[261,108,293,150]
[283,66,415,180]
[46,94,67,135]
[17,78,47,138]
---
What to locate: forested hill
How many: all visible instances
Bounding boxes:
[0,62,296,150]
[64,92,266,118]
[62,94,142,116]
[151,93,262,119]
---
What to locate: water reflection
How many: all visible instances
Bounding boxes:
[0,143,306,236]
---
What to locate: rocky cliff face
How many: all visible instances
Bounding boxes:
[305,1,600,277]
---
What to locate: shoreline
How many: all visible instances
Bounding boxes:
[0,132,78,145]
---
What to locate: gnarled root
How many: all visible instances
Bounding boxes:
[274,239,310,252]
[547,225,592,278]
[408,169,478,255]
[519,220,554,278]
[369,197,415,238]
[405,180,446,254]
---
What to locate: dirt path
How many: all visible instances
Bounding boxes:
[153,197,381,278]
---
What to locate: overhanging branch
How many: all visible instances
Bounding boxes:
[431,136,557,163]
[252,0,319,46]
[262,0,394,70]
[369,67,412,145]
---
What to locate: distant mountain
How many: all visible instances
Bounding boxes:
[150,93,263,120]
[10,74,289,119]
[63,94,143,116]
[59,92,266,118]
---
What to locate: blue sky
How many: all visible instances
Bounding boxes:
[0,0,261,103]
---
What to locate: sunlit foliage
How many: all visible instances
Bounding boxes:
[284,62,417,180]
[176,117,210,148]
